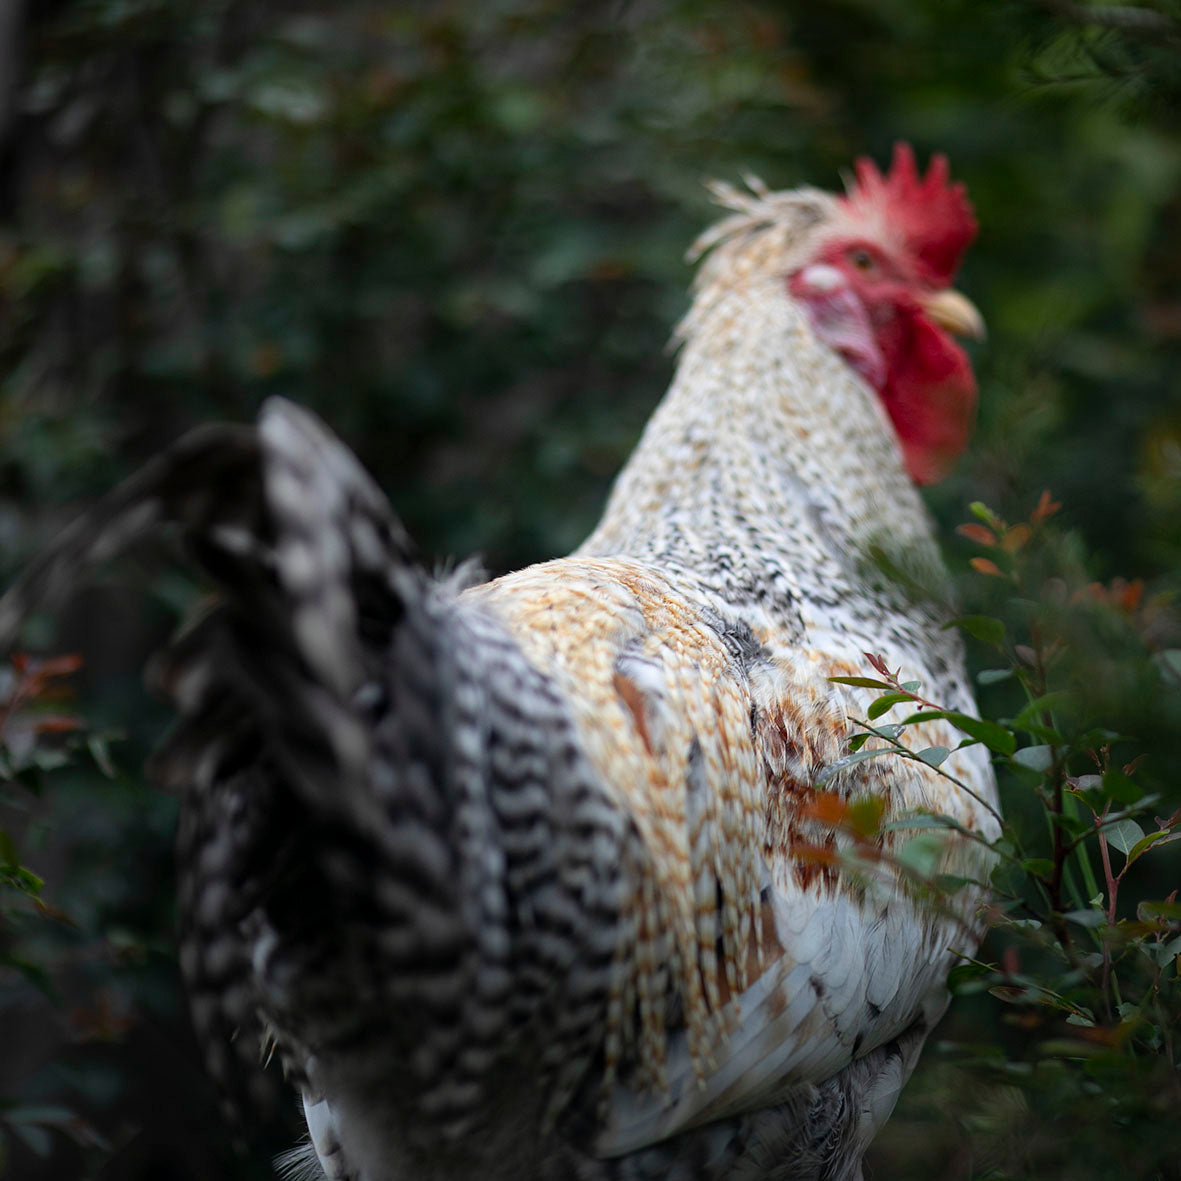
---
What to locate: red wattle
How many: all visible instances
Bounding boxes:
[878,310,976,484]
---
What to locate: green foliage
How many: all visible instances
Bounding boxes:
[2,0,1180,1178]
[830,495,1181,1181]
[0,655,117,1167]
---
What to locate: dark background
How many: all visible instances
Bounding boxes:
[0,1,1179,1178]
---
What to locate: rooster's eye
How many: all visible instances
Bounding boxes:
[847,248,875,272]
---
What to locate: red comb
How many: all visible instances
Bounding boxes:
[841,143,977,286]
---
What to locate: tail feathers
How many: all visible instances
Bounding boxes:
[0,422,259,648]
[0,399,429,1148]
[0,398,634,1163]
[255,399,416,700]
[0,399,420,807]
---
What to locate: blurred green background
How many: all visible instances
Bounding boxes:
[0,0,1178,1178]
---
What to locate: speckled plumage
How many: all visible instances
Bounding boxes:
[0,159,998,1181]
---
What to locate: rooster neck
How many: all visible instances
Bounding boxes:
[577,282,948,651]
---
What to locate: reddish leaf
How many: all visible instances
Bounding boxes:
[32,715,84,734]
[969,557,1005,578]
[956,523,997,546]
[1155,808,1181,833]
[1002,523,1032,553]
[28,653,84,679]
[34,898,77,926]
[1031,489,1062,524]
[1115,578,1144,612]
[1122,754,1148,778]
[801,791,849,827]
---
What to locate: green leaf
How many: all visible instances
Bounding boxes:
[1011,691,1074,731]
[905,710,1017,755]
[1021,858,1054,878]
[1125,830,1181,868]
[1155,936,1181,967]
[828,676,895,690]
[1104,818,1145,857]
[847,732,869,752]
[868,692,913,720]
[87,734,117,779]
[10,1122,51,1157]
[988,984,1036,1005]
[817,747,896,782]
[1140,900,1181,923]
[915,745,950,767]
[847,797,885,837]
[1012,744,1053,772]
[977,668,1013,685]
[945,615,1006,649]
[1154,649,1181,682]
[31,749,69,772]
[0,864,44,896]
[882,812,963,834]
[1021,722,1064,745]
[1050,812,1091,838]
[0,829,17,869]
[1101,766,1142,805]
[1074,727,1126,749]
[898,833,945,877]
[1063,909,1106,928]
[990,860,1025,895]
[948,961,991,993]
[969,501,1003,529]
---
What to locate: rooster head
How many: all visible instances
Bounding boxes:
[788,143,983,484]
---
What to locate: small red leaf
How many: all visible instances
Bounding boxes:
[30,653,84,679]
[956,523,997,546]
[1002,524,1032,553]
[969,557,1005,578]
[1002,945,1020,977]
[1031,490,1062,524]
[32,714,84,734]
[1155,808,1181,833]
[1122,754,1147,778]
[801,791,849,827]
[1116,578,1144,612]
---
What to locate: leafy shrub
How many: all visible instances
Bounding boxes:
[0,654,115,1169]
[829,495,1181,1181]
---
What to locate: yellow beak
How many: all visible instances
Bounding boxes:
[921,288,986,340]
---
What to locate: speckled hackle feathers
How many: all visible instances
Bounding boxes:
[0,149,999,1181]
[677,176,837,343]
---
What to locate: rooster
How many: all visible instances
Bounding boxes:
[1,144,998,1180]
